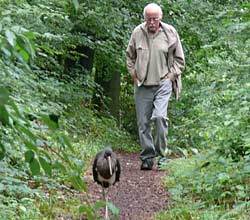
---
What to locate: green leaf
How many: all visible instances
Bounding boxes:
[5,29,16,47]
[107,202,120,216]
[72,0,79,12]
[79,205,95,220]
[19,205,27,213]
[1,47,11,57]
[24,31,35,40]
[40,149,52,161]
[243,164,250,174]
[190,148,199,155]
[8,99,23,119]
[0,87,9,105]
[177,147,188,158]
[39,156,52,176]
[40,114,59,130]
[59,134,75,153]
[69,175,86,191]
[16,124,36,141]
[29,158,40,176]
[23,140,38,152]
[53,161,67,173]
[16,33,35,60]
[18,49,30,62]
[61,151,71,164]
[0,105,9,126]
[200,161,210,169]
[25,150,34,163]
[0,142,6,160]
[93,200,106,210]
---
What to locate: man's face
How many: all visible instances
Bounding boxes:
[145,9,161,33]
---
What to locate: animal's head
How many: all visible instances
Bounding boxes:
[104,148,112,158]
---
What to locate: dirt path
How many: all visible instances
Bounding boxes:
[86,152,169,220]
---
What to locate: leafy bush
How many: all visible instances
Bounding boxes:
[157,1,250,219]
[159,153,250,219]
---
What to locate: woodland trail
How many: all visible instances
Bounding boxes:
[86,152,169,220]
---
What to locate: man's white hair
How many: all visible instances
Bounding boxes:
[143,3,163,19]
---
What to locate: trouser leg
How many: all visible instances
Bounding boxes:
[135,79,172,161]
[151,79,172,157]
[134,85,156,161]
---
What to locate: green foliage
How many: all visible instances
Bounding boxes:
[154,1,250,219]
[164,0,250,158]
[78,200,120,220]
[159,154,250,219]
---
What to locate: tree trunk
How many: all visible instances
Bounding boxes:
[106,71,120,120]
[94,71,120,120]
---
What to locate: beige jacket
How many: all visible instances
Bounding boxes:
[126,22,185,99]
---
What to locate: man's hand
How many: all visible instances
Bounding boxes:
[132,73,139,85]
[167,72,175,81]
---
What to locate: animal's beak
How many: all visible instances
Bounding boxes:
[108,156,112,175]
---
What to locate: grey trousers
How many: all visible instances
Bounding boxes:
[134,79,172,161]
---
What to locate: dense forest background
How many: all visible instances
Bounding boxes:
[0,0,249,219]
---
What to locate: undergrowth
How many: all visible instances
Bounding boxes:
[157,154,250,220]
[0,68,137,219]
[156,1,249,219]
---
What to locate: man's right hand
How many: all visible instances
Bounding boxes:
[132,74,139,85]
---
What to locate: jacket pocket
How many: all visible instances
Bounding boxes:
[135,45,149,81]
[136,44,148,54]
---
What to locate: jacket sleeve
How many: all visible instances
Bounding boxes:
[126,32,137,77]
[169,31,185,78]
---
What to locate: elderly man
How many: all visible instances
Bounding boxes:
[126,3,185,170]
